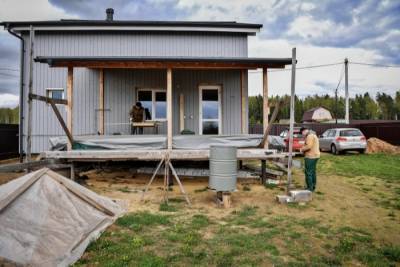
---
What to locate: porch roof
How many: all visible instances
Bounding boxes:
[34,56,293,69]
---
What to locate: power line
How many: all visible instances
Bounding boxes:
[334,63,345,94]
[350,62,400,68]
[248,62,343,73]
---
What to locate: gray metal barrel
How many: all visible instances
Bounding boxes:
[209,146,237,192]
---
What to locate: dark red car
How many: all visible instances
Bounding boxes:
[279,127,305,151]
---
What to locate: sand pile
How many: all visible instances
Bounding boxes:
[366,137,400,154]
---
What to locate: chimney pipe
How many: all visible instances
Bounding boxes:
[106,8,114,21]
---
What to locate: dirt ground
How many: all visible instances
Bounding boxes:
[1,154,399,265]
[75,163,400,245]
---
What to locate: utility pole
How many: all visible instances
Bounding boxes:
[286,47,296,194]
[335,88,338,124]
[344,58,349,124]
[26,26,34,162]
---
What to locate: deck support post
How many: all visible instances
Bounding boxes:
[167,68,172,150]
[98,69,104,134]
[67,66,74,150]
[179,93,184,133]
[261,159,266,184]
[262,68,269,148]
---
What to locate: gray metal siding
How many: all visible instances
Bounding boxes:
[22,31,248,152]
[104,69,242,136]
[173,70,243,135]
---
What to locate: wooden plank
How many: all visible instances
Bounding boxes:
[179,93,184,132]
[99,69,104,134]
[0,160,53,172]
[240,70,247,134]
[49,99,74,145]
[263,68,269,148]
[259,99,282,148]
[167,68,173,150]
[46,169,115,216]
[0,168,49,212]
[29,93,68,105]
[67,66,73,150]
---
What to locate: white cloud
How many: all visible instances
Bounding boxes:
[247,37,400,98]
[287,15,334,40]
[0,93,18,108]
[0,0,76,21]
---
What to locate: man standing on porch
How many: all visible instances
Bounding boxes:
[130,102,144,134]
[300,127,320,192]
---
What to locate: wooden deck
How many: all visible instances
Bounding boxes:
[40,149,286,162]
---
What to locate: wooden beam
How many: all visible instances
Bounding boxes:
[99,69,104,134]
[179,93,184,132]
[49,61,287,70]
[262,68,269,148]
[167,68,173,150]
[41,149,287,161]
[49,99,74,145]
[67,66,73,150]
[29,93,67,105]
[0,168,49,212]
[240,70,247,134]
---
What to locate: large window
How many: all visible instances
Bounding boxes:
[137,89,166,120]
[199,86,221,135]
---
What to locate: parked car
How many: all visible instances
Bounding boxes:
[319,128,367,155]
[279,127,305,151]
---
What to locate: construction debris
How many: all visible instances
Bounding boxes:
[276,190,313,204]
[0,168,127,267]
[366,138,400,154]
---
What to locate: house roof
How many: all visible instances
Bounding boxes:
[1,20,262,35]
[34,56,293,69]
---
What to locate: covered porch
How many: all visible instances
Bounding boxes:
[34,56,292,151]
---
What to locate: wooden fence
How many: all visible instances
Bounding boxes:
[249,121,400,145]
[0,124,19,159]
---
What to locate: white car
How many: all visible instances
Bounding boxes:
[319,128,367,155]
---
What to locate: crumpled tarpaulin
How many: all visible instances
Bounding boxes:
[49,134,285,151]
[0,168,127,267]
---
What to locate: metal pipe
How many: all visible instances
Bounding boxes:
[286,47,296,195]
[7,27,25,163]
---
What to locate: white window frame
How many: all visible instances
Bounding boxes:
[46,88,65,100]
[137,88,167,121]
[199,85,222,135]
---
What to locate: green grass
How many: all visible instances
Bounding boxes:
[75,208,400,267]
[74,154,400,266]
[319,153,400,182]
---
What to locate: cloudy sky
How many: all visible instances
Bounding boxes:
[0,0,399,108]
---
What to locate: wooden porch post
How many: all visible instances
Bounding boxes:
[179,93,184,132]
[240,70,248,134]
[167,68,173,150]
[67,66,74,150]
[99,69,104,134]
[262,68,269,148]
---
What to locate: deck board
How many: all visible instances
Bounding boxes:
[40,149,286,161]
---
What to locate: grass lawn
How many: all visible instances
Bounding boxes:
[74,153,400,267]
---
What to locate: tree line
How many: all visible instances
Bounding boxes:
[0,107,19,124]
[249,90,400,124]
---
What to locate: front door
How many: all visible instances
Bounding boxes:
[199,85,221,135]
